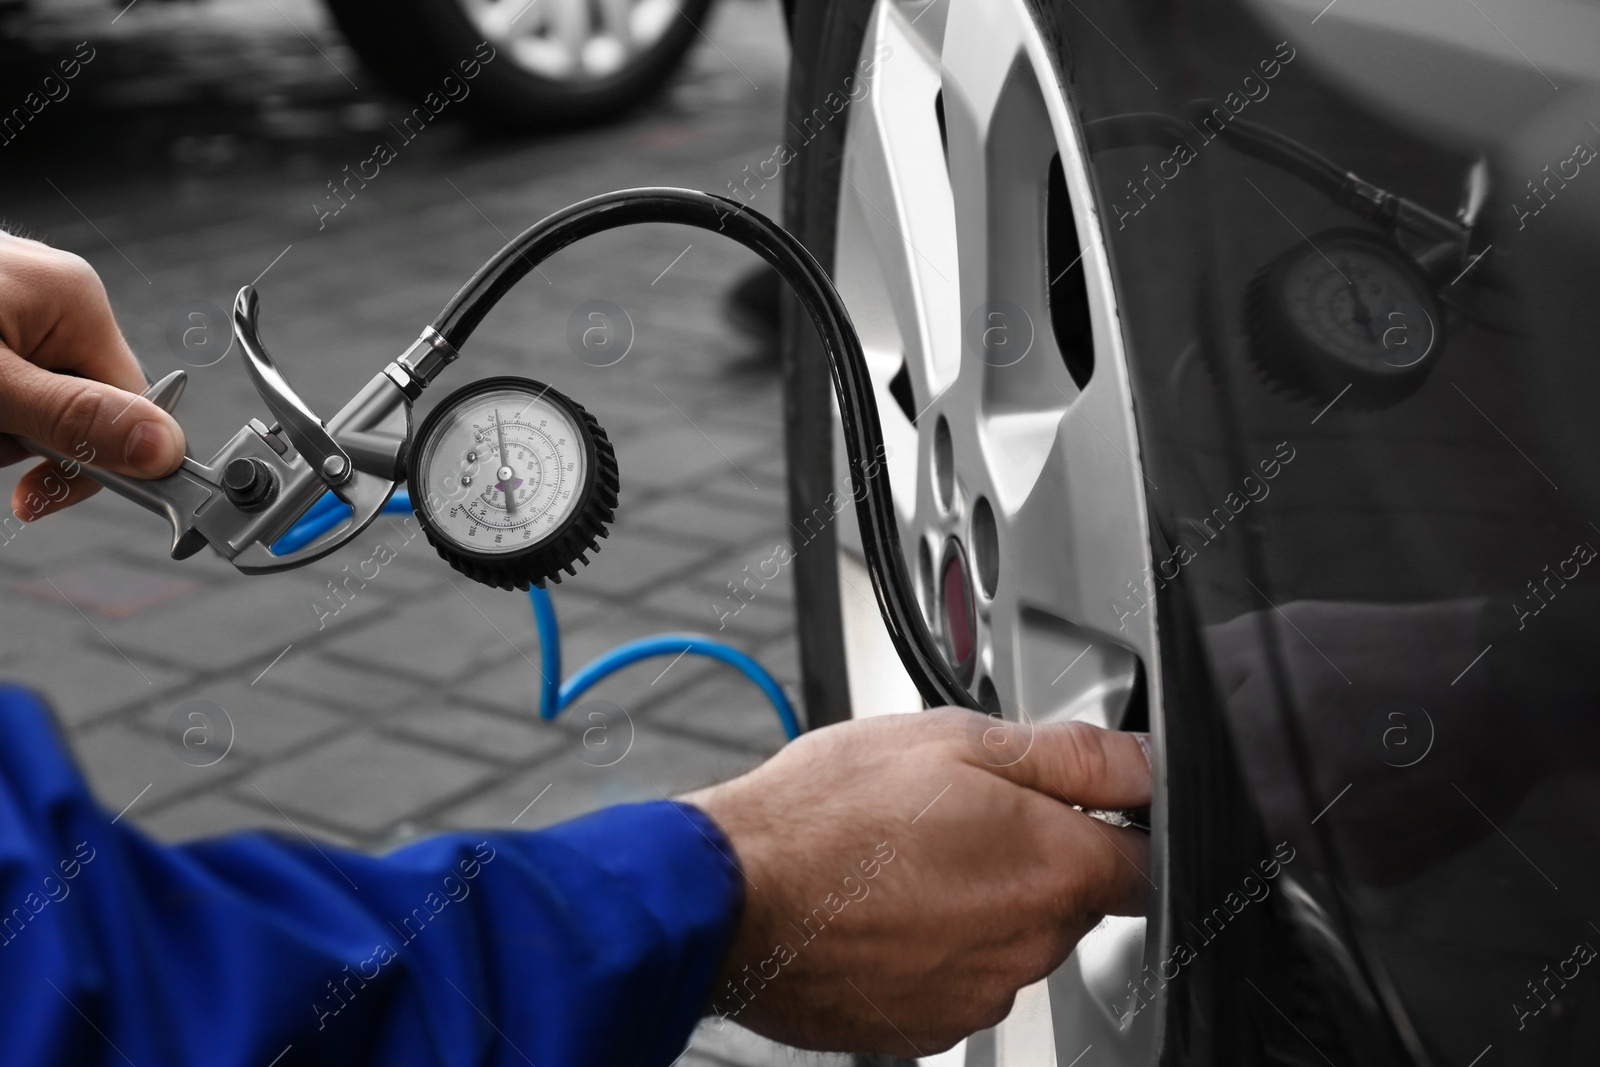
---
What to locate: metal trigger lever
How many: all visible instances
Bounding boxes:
[232,287,354,490]
[17,287,417,574]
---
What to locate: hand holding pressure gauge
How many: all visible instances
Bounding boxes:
[17,188,981,713]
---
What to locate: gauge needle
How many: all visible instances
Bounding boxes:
[494,410,517,515]
[1345,279,1380,346]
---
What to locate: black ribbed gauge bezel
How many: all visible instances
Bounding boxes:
[1247,228,1442,409]
[407,376,618,591]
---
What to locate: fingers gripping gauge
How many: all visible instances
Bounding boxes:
[407,376,618,590]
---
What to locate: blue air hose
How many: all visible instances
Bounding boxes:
[275,490,800,740]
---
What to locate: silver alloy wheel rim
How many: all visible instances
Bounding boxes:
[826,0,1168,1063]
[457,0,680,81]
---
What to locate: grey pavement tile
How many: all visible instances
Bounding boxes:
[644,671,793,758]
[299,515,453,596]
[695,387,784,430]
[693,560,798,609]
[742,448,788,481]
[700,472,785,513]
[322,582,557,683]
[134,679,346,763]
[548,603,730,684]
[0,548,30,578]
[387,703,567,766]
[628,494,789,551]
[748,636,800,695]
[242,731,498,838]
[562,528,717,599]
[96,573,385,672]
[451,657,549,718]
[539,578,626,632]
[0,601,104,669]
[614,424,760,494]
[636,582,734,634]
[15,559,202,620]
[256,653,432,717]
[712,541,801,600]
[583,390,679,433]
[137,792,285,844]
[449,634,725,719]
[2,644,189,728]
[0,493,174,570]
[113,537,245,584]
[69,721,242,814]
[666,565,796,642]
[433,724,761,833]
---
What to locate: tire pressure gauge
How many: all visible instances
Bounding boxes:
[1248,228,1442,406]
[407,376,618,590]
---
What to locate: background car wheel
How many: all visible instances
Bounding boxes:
[784,0,1173,1063]
[324,0,715,129]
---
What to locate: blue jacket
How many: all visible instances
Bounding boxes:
[0,684,744,1066]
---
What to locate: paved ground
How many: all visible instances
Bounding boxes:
[0,2,844,1063]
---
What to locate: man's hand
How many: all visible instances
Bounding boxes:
[685,708,1151,1056]
[0,233,185,520]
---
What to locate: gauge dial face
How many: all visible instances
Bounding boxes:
[1280,235,1437,373]
[416,386,588,556]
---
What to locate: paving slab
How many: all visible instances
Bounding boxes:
[2,645,190,728]
[70,720,244,815]
[645,671,794,757]
[15,559,203,620]
[559,527,720,599]
[630,494,791,551]
[323,583,556,683]
[386,702,567,767]
[96,573,386,672]
[242,730,499,839]
[133,678,347,762]
[257,652,434,717]
[139,792,286,844]
[433,724,762,833]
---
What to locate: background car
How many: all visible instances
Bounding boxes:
[781,0,1600,1064]
[1,0,716,127]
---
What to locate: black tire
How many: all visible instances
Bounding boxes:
[779,0,874,733]
[324,0,716,130]
[781,4,1383,1064]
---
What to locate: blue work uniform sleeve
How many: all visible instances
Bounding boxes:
[0,684,745,1067]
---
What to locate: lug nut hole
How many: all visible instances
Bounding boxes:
[971,497,999,599]
[933,414,955,511]
[918,537,935,624]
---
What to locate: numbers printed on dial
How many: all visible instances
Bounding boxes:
[419,386,589,557]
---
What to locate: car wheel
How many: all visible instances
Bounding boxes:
[324,0,715,129]
[783,0,1171,1063]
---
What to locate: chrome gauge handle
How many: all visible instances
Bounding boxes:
[18,286,426,574]
[234,286,354,486]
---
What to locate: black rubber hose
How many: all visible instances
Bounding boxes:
[431,187,978,714]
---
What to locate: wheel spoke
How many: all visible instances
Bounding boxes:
[550,0,592,65]
[595,0,634,47]
[838,1,962,415]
